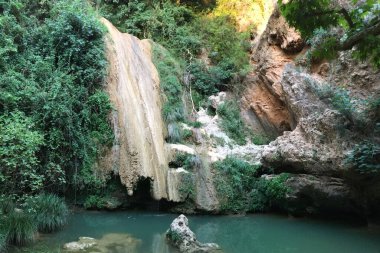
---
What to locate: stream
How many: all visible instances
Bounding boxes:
[10,211,380,253]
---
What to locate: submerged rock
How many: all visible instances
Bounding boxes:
[63,233,141,252]
[166,215,221,253]
[63,237,97,251]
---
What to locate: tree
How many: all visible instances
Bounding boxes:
[279,0,380,67]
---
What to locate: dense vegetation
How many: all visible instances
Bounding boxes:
[0,0,110,249]
[213,156,289,213]
[0,0,112,199]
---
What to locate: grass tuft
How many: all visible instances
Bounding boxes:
[25,194,69,233]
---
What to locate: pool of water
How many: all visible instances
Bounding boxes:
[11,211,380,253]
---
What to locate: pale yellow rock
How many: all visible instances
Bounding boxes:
[99,18,168,200]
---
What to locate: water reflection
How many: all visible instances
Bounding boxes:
[10,212,380,253]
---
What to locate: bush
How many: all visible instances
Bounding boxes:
[0,112,44,195]
[346,141,380,174]
[213,156,259,212]
[179,173,196,200]
[213,156,289,213]
[251,134,271,145]
[3,211,37,246]
[83,195,107,210]
[217,100,247,145]
[25,194,69,233]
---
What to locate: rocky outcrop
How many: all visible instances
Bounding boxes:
[261,67,351,177]
[166,215,221,253]
[284,174,363,216]
[99,19,168,200]
[241,9,303,137]
[242,5,380,219]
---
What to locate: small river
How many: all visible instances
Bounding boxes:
[10,211,380,253]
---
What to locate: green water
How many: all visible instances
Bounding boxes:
[11,211,380,253]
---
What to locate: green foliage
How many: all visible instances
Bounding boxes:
[307,28,339,61]
[249,174,289,212]
[306,78,355,121]
[214,156,289,213]
[153,44,184,123]
[166,229,182,244]
[279,0,340,39]
[0,112,44,195]
[217,100,247,145]
[194,15,249,69]
[214,156,260,212]
[100,0,201,58]
[171,153,197,170]
[83,195,107,210]
[279,0,380,67]
[251,134,271,146]
[2,211,37,246]
[346,141,380,173]
[24,194,69,233]
[179,173,196,200]
[0,0,113,197]
[353,35,380,69]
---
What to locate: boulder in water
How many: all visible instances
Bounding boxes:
[166,214,221,253]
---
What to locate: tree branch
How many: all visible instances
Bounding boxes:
[339,8,354,28]
[339,19,380,50]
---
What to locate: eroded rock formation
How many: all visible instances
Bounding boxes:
[166,214,221,253]
[100,19,168,200]
[248,7,380,218]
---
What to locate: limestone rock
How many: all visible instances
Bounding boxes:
[284,174,362,216]
[98,19,168,200]
[63,234,141,252]
[166,215,221,253]
[63,237,97,251]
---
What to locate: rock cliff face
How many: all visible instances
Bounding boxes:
[100,19,168,200]
[244,8,380,219]
[241,9,303,137]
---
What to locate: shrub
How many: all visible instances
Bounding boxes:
[83,195,107,210]
[0,112,44,195]
[179,173,196,200]
[217,100,247,145]
[167,123,183,143]
[213,156,260,212]
[25,194,69,233]
[3,211,37,246]
[345,141,380,174]
[251,134,271,145]
[213,156,290,213]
